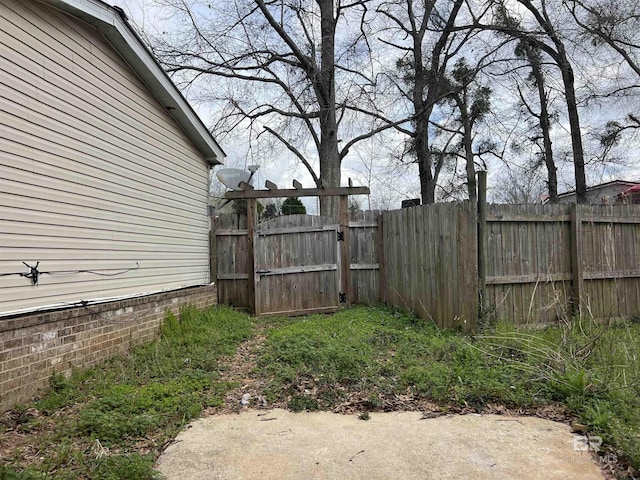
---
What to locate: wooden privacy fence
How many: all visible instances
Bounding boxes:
[482,203,640,325]
[213,202,640,327]
[380,202,478,329]
[214,210,381,317]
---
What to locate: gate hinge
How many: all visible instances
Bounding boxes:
[339,293,347,303]
[337,231,345,241]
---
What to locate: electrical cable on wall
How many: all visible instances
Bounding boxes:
[80,289,173,324]
[0,262,140,285]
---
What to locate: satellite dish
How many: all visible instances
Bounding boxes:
[216,168,253,191]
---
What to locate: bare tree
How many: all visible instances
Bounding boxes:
[446,58,493,202]
[515,40,558,201]
[568,0,640,78]
[153,0,400,216]
[568,0,640,158]
[484,0,588,202]
[377,0,485,204]
[488,24,560,202]
[492,165,547,204]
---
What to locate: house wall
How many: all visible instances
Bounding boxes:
[0,284,217,412]
[0,0,212,316]
[557,183,639,204]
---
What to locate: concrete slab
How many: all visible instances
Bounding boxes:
[156,409,604,480]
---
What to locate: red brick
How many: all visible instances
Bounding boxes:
[0,285,216,412]
[29,360,48,375]
[1,357,23,374]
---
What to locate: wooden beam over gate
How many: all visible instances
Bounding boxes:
[224,186,369,199]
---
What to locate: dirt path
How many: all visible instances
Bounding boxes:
[207,322,445,416]
[207,324,279,415]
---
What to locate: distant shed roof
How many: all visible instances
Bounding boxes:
[41,0,225,164]
[557,180,640,198]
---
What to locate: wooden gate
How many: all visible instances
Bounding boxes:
[253,215,340,316]
[213,185,374,317]
[214,208,381,317]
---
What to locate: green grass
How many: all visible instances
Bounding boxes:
[259,308,549,408]
[2,305,639,478]
[258,307,640,470]
[0,305,253,480]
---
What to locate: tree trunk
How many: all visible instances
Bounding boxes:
[526,43,558,202]
[418,147,436,204]
[414,70,441,205]
[455,93,477,203]
[463,124,477,203]
[316,0,341,217]
[558,54,587,203]
[536,79,558,202]
[521,0,587,203]
[412,9,437,205]
[414,92,437,203]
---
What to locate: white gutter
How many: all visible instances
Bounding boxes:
[41,0,225,164]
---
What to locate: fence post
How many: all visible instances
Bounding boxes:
[209,221,216,288]
[377,213,386,303]
[477,171,487,321]
[570,203,583,317]
[247,198,257,315]
[339,195,351,306]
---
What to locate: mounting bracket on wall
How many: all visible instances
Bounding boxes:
[21,261,40,285]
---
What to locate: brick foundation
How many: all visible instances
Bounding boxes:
[0,285,217,413]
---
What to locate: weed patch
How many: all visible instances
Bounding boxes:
[259,308,548,409]
[0,306,253,479]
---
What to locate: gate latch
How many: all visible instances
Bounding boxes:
[337,231,344,241]
[339,293,347,303]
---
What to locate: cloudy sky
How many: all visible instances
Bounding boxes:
[111,0,640,210]
[107,0,424,213]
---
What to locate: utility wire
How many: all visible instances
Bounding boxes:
[0,262,140,284]
[47,263,140,277]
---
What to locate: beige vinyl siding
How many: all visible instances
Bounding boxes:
[0,0,212,315]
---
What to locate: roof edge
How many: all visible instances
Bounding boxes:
[41,0,225,164]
